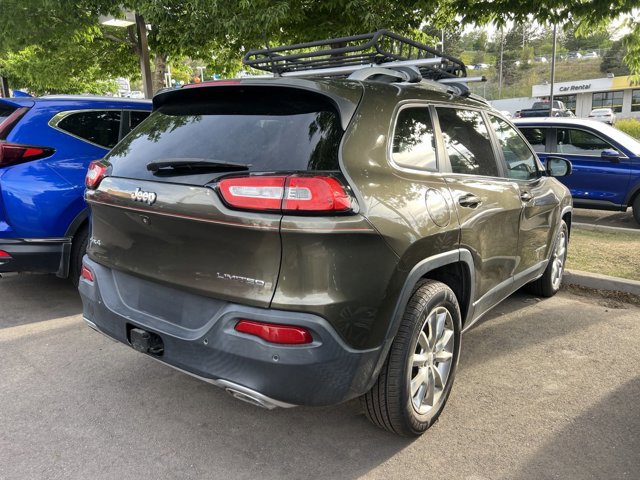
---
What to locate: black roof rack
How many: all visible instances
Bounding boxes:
[243,30,467,81]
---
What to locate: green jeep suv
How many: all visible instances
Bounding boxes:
[79,31,572,436]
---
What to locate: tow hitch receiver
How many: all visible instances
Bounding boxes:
[128,327,164,356]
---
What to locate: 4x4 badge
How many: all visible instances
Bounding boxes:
[131,187,157,205]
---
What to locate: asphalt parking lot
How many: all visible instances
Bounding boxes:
[573,207,639,230]
[1,275,638,480]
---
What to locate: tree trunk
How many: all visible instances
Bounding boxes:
[153,53,168,94]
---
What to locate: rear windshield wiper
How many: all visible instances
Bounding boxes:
[146,159,250,174]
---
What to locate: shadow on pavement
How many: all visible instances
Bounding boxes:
[573,207,639,230]
[508,377,640,479]
[0,274,81,329]
[459,290,600,370]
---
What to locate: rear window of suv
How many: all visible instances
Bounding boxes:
[0,104,16,124]
[106,87,344,181]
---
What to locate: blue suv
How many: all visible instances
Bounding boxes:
[514,117,640,224]
[0,95,151,283]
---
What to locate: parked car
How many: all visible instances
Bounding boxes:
[567,52,583,60]
[79,31,573,437]
[515,117,640,223]
[519,100,574,118]
[533,56,548,63]
[588,107,616,125]
[582,51,599,59]
[0,95,151,284]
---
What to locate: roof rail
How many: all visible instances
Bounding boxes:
[243,30,469,82]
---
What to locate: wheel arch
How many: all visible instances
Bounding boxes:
[561,206,572,238]
[56,209,89,278]
[64,208,89,238]
[623,181,640,208]
[366,249,474,392]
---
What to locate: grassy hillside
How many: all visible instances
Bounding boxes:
[465,58,604,100]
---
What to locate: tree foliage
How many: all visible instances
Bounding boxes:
[1,0,639,95]
[600,39,630,76]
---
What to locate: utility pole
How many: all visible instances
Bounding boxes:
[549,23,558,116]
[498,28,504,99]
[0,77,9,98]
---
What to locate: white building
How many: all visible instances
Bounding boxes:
[532,75,640,119]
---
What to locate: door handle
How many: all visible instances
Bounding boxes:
[520,192,533,202]
[458,194,482,208]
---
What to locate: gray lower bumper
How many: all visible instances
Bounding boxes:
[0,238,71,277]
[79,257,381,407]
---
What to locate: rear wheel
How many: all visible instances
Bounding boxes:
[527,220,568,297]
[633,195,640,225]
[69,225,88,287]
[360,280,461,436]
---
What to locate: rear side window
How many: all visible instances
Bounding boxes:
[106,87,343,179]
[392,107,437,171]
[437,108,499,177]
[57,110,121,149]
[556,128,617,157]
[519,127,547,153]
[129,110,149,130]
[0,104,16,124]
[489,116,540,181]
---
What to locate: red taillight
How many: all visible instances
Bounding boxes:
[0,250,11,258]
[218,175,352,213]
[219,176,286,211]
[283,176,351,212]
[85,160,108,189]
[234,319,313,345]
[0,142,54,167]
[81,265,94,282]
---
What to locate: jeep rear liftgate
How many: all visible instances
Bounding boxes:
[86,177,282,307]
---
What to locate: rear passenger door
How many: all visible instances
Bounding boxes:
[551,127,631,207]
[488,115,559,284]
[435,107,522,319]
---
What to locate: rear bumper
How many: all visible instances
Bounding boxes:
[0,238,71,276]
[79,257,382,407]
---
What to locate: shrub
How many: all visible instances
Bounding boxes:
[615,118,640,139]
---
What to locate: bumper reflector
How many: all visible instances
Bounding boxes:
[235,319,313,345]
[81,265,94,282]
[0,250,11,258]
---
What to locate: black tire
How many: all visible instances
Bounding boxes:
[526,220,568,297]
[360,280,461,436]
[69,225,89,287]
[633,195,640,225]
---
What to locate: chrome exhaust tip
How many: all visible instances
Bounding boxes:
[225,388,272,409]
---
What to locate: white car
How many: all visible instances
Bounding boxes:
[588,108,616,125]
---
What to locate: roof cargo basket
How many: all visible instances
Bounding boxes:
[243,30,471,82]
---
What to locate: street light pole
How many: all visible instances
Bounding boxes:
[100,10,153,98]
[0,77,9,98]
[135,13,153,99]
[498,28,504,99]
[548,23,558,116]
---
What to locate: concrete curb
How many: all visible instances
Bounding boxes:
[564,269,640,296]
[573,222,640,235]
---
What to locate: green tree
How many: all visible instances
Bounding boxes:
[563,26,613,53]
[600,40,630,76]
[1,0,640,95]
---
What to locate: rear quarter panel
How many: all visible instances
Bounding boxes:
[329,85,462,348]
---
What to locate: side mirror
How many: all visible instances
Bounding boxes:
[601,149,621,162]
[546,156,572,177]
